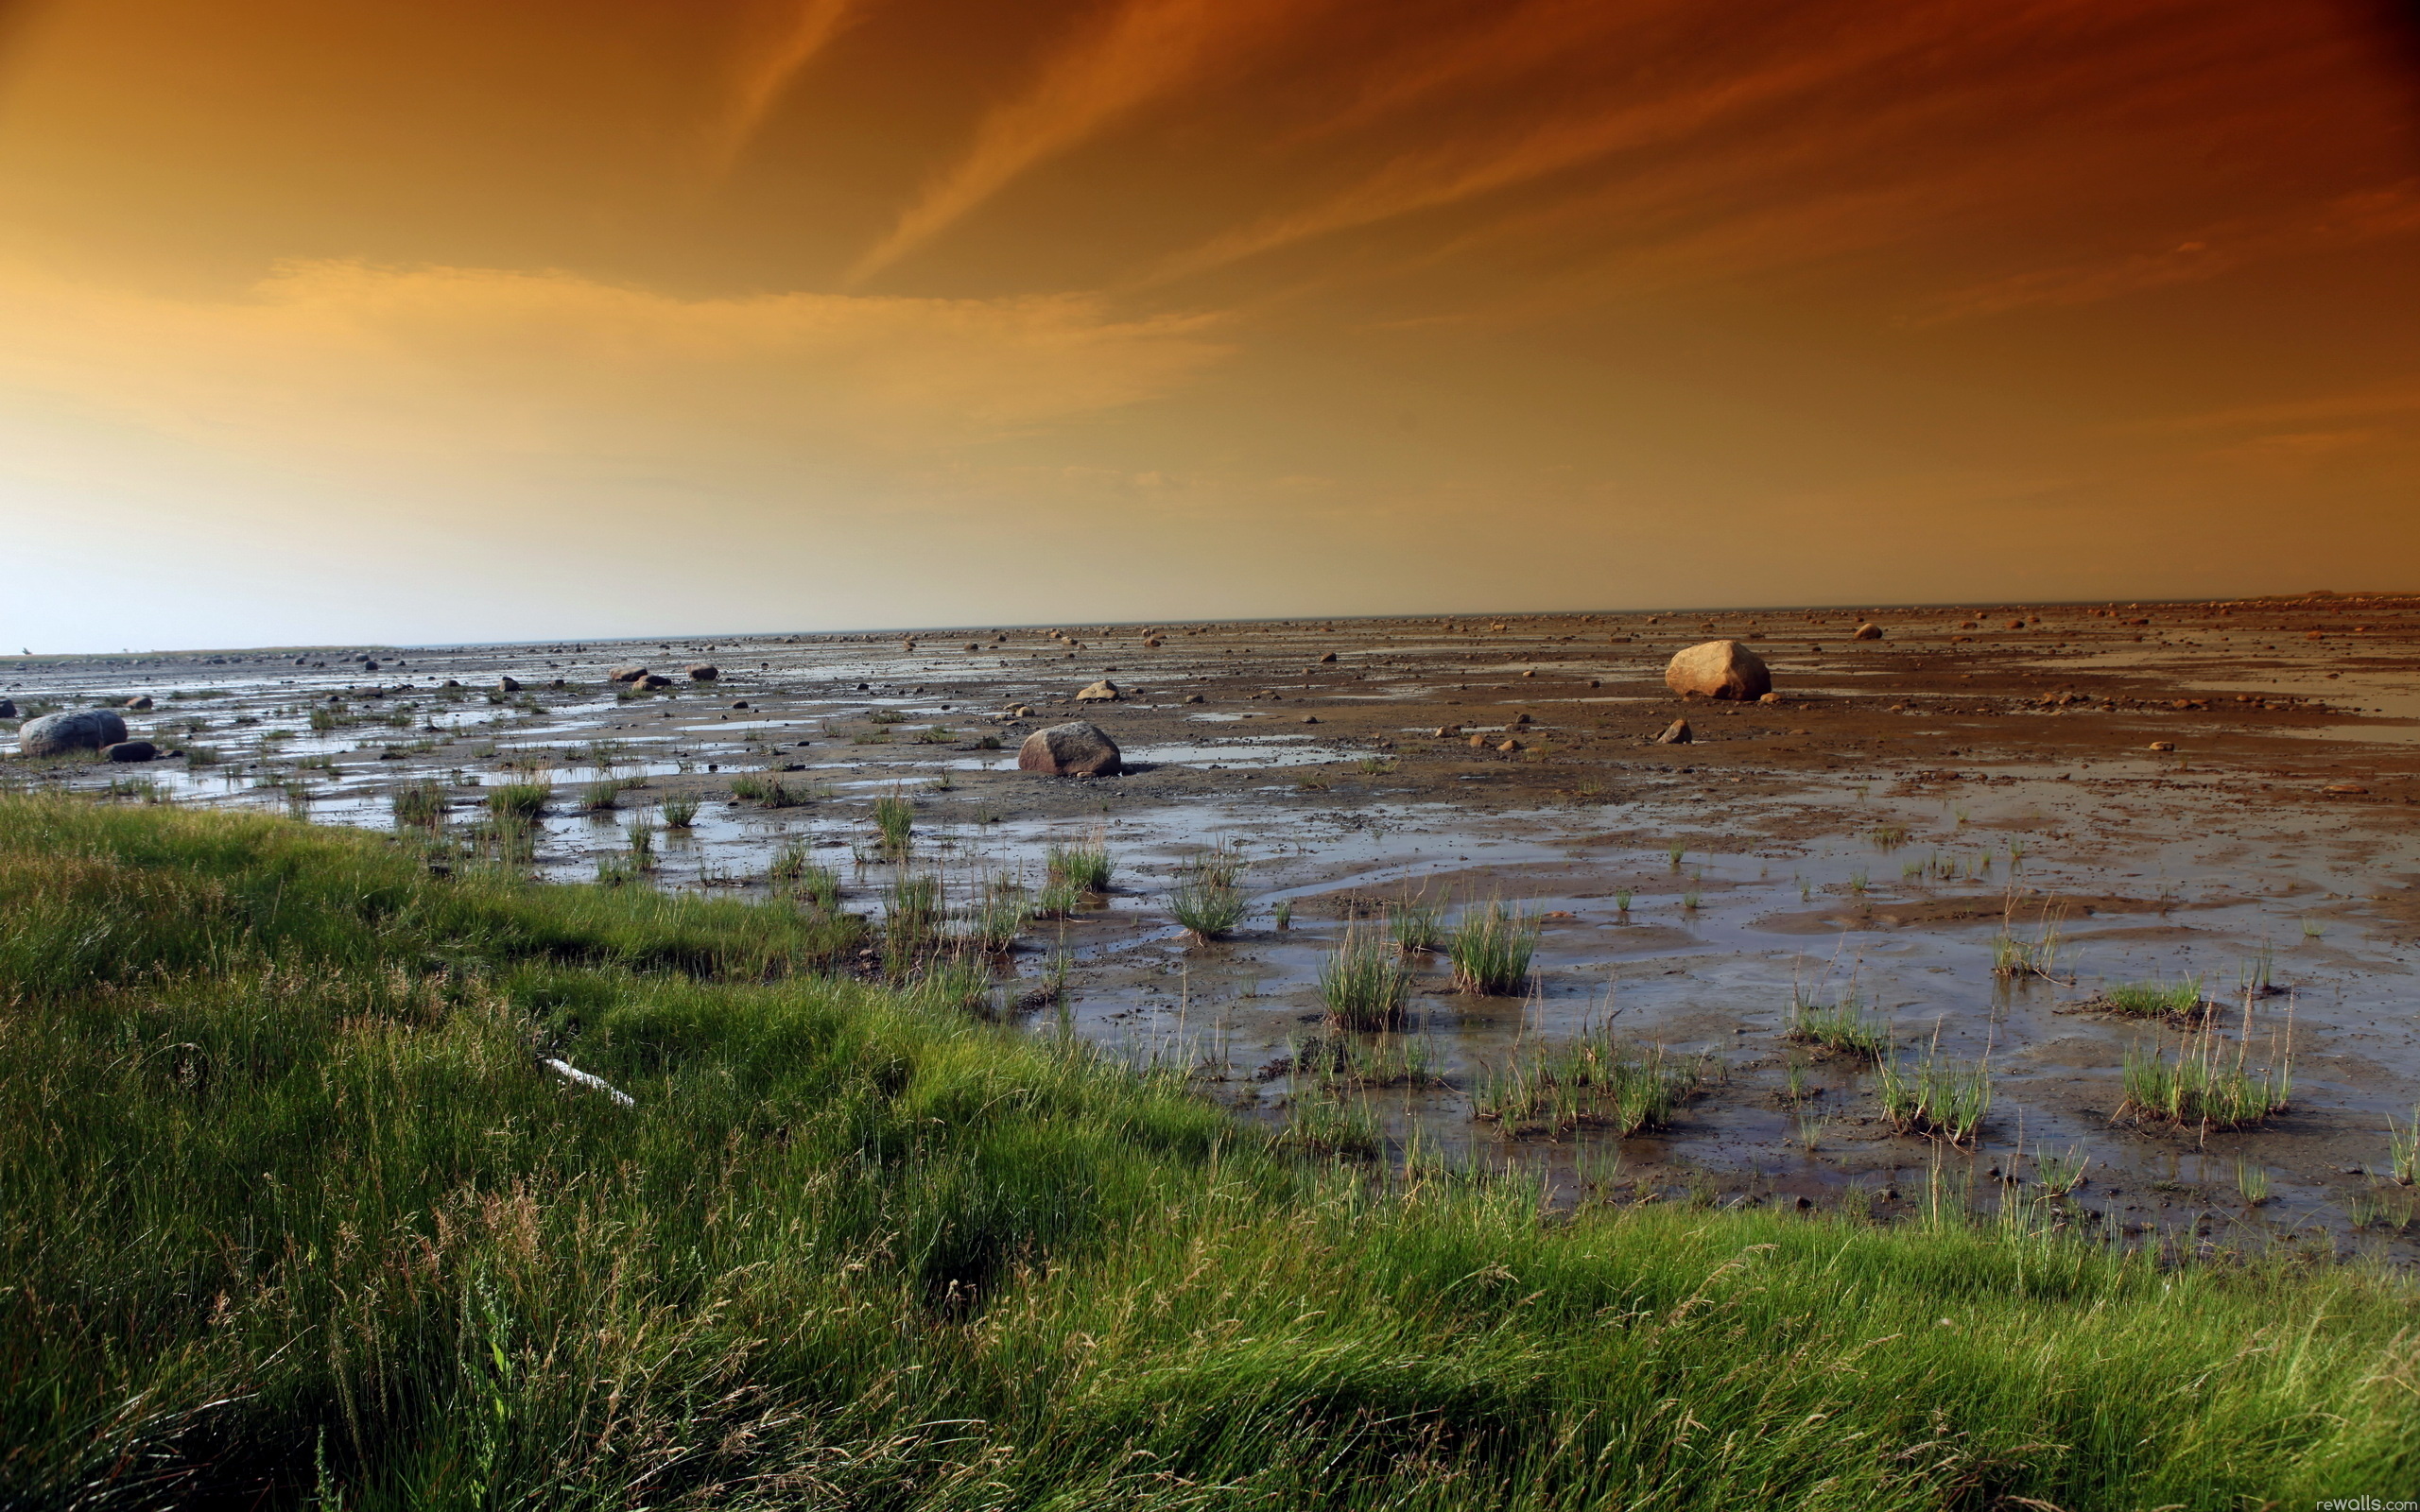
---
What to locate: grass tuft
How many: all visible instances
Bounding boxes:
[1319,934,1413,1030]
[1446,902,1539,995]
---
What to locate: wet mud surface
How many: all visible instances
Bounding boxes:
[9,594,2420,1257]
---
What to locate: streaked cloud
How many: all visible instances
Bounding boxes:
[706,0,867,172]
[0,259,1231,468]
[845,0,1305,284]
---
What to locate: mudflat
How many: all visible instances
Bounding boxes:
[8,592,2419,1250]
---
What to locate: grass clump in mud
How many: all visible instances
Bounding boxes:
[873,792,914,855]
[389,778,447,830]
[1786,990,1890,1059]
[1046,838,1113,893]
[2098,976,2210,1020]
[0,793,2413,1510]
[486,781,550,821]
[1386,893,1445,953]
[2118,1037,2291,1130]
[1318,933,1412,1029]
[1475,1031,1704,1138]
[1876,1045,1992,1144]
[731,773,806,808]
[1446,901,1539,994]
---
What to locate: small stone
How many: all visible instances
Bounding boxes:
[2148,741,2175,752]
[123,695,153,711]
[1145,636,1165,648]
[1496,737,1521,752]
[1852,623,1883,641]
[0,699,15,718]
[1075,679,1122,702]
[1182,693,1204,704]
[1302,715,1320,724]
[1653,718,1694,746]
[497,676,522,692]
[2325,782,2368,795]
[101,740,158,763]
[731,700,751,710]
[1467,733,1488,747]
[1434,725,1461,738]
[1318,651,1337,662]
[636,673,674,690]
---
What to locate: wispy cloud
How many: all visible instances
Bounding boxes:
[0,259,1232,466]
[845,0,1305,285]
[1136,11,1970,287]
[1908,180,2420,324]
[705,0,866,174]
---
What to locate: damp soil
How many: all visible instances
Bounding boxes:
[9,595,2420,1257]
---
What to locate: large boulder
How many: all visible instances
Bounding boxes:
[634,673,674,691]
[1852,623,1884,642]
[497,676,522,693]
[101,740,158,763]
[1664,640,1771,700]
[0,698,16,719]
[19,709,128,757]
[1018,721,1122,777]
[1075,679,1122,702]
[685,663,718,681]
[606,664,648,682]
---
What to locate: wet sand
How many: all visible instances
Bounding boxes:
[9,593,2420,1255]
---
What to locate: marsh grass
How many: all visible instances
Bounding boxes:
[2117,1035,2290,1131]
[487,782,550,821]
[959,881,1033,953]
[874,793,914,855]
[1386,894,1445,953]
[731,774,806,808]
[389,779,447,830]
[769,842,842,911]
[660,793,700,829]
[1445,901,1539,995]
[2235,1160,2270,1206]
[1046,839,1114,893]
[582,780,630,813]
[1475,1032,1703,1138]
[2101,976,2209,1020]
[2033,1146,2090,1196]
[1876,1047,1991,1144]
[1169,879,1247,942]
[0,794,2411,1509]
[2389,1105,2419,1186]
[1786,991,1890,1059]
[1318,934,1413,1030]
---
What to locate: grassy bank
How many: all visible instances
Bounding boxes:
[0,795,2411,1508]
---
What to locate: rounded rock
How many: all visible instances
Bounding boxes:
[1017,721,1122,777]
[685,663,719,681]
[1664,640,1772,700]
[1074,679,1123,702]
[18,709,129,757]
[101,740,158,763]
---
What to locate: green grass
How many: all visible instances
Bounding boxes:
[1318,934,1413,1030]
[1385,895,1444,953]
[2118,1038,2290,1130]
[1168,879,1247,941]
[389,778,447,830]
[0,794,2412,1508]
[1786,991,1891,1059]
[1445,902,1539,995]
[874,793,914,854]
[1876,1047,1992,1144]
[486,782,550,821]
[660,793,700,828]
[1473,1032,1703,1138]
[1046,840,1113,893]
[731,773,805,808]
[2102,976,2206,1019]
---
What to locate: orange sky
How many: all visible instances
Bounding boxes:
[1,0,2415,649]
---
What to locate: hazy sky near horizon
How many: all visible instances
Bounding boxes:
[1,0,2417,653]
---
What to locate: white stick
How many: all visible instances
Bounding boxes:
[544,1058,634,1107]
